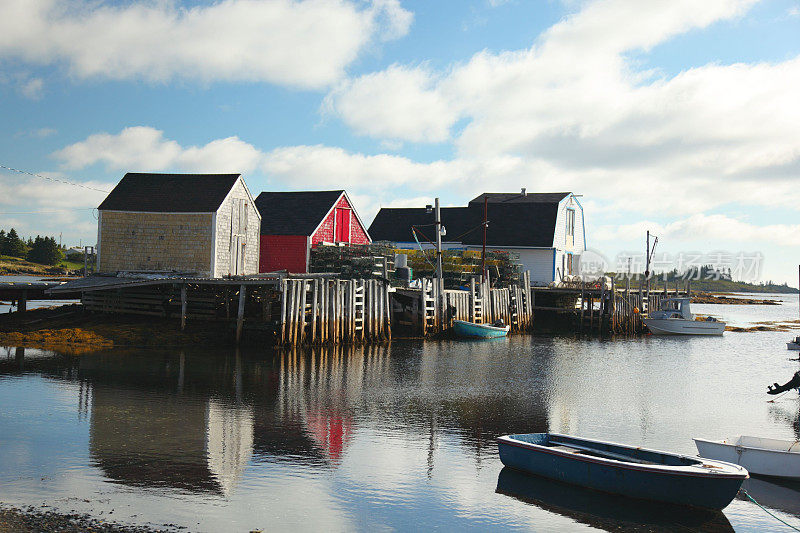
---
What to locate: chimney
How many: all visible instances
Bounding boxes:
[521,187,527,196]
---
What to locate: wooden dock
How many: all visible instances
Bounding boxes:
[533,277,692,335]
[393,271,534,336]
[0,280,81,313]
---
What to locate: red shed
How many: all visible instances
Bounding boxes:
[255,190,371,273]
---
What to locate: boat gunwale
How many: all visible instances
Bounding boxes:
[694,437,800,456]
[498,434,748,480]
[452,320,510,333]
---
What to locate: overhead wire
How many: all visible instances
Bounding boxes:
[0,164,111,193]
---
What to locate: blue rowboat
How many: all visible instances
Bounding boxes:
[497,433,748,510]
[453,320,509,339]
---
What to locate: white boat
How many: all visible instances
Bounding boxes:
[694,436,800,479]
[643,298,725,336]
[788,336,800,351]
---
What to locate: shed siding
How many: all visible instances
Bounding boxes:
[517,249,558,284]
[259,235,308,273]
[214,178,260,277]
[311,195,370,245]
[98,211,213,274]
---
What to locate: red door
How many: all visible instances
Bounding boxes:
[335,208,350,242]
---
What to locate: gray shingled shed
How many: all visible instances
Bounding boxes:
[97,173,261,277]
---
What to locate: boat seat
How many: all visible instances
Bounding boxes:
[548,442,658,465]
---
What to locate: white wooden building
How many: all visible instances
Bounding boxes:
[368,190,586,285]
[96,173,261,277]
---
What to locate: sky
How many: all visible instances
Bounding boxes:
[0,0,799,284]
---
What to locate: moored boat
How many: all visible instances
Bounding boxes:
[788,336,800,351]
[643,298,726,336]
[453,319,509,339]
[694,436,800,479]
[497,433,747,510]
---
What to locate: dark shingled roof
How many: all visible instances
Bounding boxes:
[461,203,559,247]
[370,191,570,248]
[368,207,479,244]
[98,173,241,212]
[255,190,345,235]
[469,192,570,205]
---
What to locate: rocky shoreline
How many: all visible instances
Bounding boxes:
[691,292,781,305]
[0,505,171,532]
[0,304,265,352]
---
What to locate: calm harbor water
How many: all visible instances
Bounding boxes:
[1,295,799,531]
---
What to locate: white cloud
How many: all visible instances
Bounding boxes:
[0,0,412,89]
[15,127,57,139]
[54,126,263,173]
[595,214,800,247]
[19,77,43,99]
[325,65,459,142]
[261,144,464,190]
[325,0,800,217]
[0,170,110,243]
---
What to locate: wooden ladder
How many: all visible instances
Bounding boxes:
[354,280,365,339]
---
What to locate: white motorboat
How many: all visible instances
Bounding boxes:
[643,298,725,336]
[788,336,800,351]
[694,436,800,479]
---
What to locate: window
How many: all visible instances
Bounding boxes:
[566,209,575,237]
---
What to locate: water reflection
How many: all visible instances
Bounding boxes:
[2,320,800,531]
[89,387,253,496]
[740,477,800,517]
[496,467,735,532]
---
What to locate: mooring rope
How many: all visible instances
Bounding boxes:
[741,489,800,532]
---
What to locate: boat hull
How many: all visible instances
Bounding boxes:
[643,318,726,336]
[452,320,509,339]
[788,342,800,351]
[498,433,747,510]
[695,438,800,479]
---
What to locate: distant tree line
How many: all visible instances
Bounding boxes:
[0,228,64,266]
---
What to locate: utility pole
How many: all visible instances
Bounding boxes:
[434,197,443,291]
[645,231,650,313]
[481,196,487,282]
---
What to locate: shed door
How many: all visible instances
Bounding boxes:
[335,208,351,243]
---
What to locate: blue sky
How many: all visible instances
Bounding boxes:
[0,0,799,284]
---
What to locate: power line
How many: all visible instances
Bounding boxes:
[0,164,111,193]
[0,208,96,215]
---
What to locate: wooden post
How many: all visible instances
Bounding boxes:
[372,280,379,340]
[311,279,319,343]
[379,281,386,340]
[469,278,476,323]
[610,277,616,334]
[420,280,427,337]
[599,282,606,333]
[320,280,327,344]
[235,284,246,344]
[301,280,309,344]
[328,281,335,344]
[580,283,585,332]
[288,279,300,345]
[280,279,288,344]
[180,284,187,331]
[385,282,392,340]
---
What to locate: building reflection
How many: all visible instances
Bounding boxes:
[1,339,554,496]
[89,387,253,496]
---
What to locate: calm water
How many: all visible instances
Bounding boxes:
[0,274,79,313]
[1,296,799,532]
